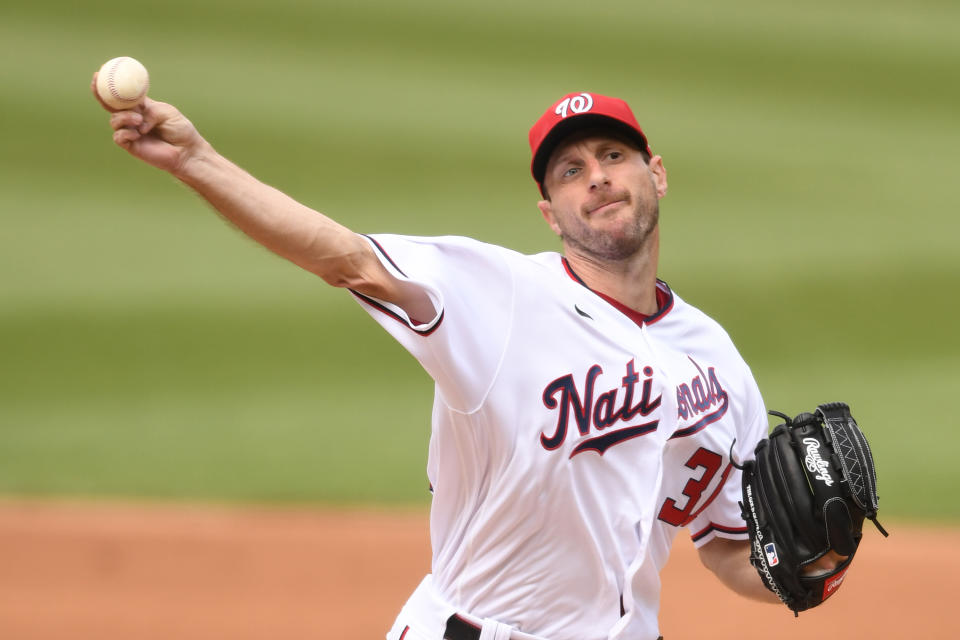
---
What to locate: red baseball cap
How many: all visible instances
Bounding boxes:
[529,92,652,194]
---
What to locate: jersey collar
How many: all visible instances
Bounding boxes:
[561,257,674,327]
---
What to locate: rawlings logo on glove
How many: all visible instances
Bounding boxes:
[802,438,834,486]
[737,402,889,615]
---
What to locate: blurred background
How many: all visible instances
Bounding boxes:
[1,0,958,521]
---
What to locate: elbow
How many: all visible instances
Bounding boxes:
[312,256,371,290]
[299,232,374,290]
[309,245,384,295]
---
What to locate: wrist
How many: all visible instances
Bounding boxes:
[172,138,217,185]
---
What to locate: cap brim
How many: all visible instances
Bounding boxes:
[532,114,649,186]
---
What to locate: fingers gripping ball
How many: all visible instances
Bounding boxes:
[95,57,150,110]
[739,402,888,615]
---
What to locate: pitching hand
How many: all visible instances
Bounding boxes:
[92,72,204,175]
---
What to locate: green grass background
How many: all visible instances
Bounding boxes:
[1,0,957,521]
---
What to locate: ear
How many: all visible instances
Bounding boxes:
[648,155,668,199]
[538,199,562,236]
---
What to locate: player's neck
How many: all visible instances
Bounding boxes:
[562,230,660,316]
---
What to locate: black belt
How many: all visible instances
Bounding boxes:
[444,614,481,640]
[443,614,662,640]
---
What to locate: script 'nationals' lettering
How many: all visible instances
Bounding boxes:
[541,359,661,457]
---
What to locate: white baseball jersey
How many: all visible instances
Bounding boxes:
[352,234,683,640]
[609,285,769,640]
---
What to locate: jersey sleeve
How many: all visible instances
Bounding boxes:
[687,373,768,547]
[350,234,514,413]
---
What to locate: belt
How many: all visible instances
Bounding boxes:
[443,613,663,640]
[443,614,482,640]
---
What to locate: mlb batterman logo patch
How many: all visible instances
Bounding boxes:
[764,542,780,567]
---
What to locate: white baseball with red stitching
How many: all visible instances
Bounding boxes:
[95,57,149,110]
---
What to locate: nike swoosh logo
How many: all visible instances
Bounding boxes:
[574,304,593,320]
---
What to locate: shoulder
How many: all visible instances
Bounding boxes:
[653,284,761,399]
[365,233,507,258]
[655,286,739,348]
[366,234,564,277]
[362,234,515,273]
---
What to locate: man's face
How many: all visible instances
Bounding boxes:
[537,131,667,262]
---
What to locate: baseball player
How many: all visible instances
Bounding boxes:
[94,78,779,640]
[526,94,780,640]
[532,97,854,638]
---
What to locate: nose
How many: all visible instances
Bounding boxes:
[586,158,610,190]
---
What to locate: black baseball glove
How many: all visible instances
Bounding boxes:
[738,402,888,615]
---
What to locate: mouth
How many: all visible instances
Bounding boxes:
[586,198,628,216]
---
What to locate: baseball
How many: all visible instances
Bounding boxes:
[95,56,150,110]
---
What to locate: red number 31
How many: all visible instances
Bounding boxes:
[657,447,729,527]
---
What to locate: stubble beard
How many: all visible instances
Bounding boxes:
[560,197,660,263]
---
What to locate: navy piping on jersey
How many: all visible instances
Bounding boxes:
[364,235,408,275]
[691,521,749,543]
[561,257,674,326]
[350,235,444,337]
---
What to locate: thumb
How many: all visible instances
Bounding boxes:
[137,98,202,149]
[137,97,175,134]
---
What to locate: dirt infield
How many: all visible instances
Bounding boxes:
[0,500,954,639]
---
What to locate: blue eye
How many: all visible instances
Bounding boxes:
[563,167,580,178]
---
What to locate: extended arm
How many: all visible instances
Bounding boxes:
[94,81,434,322]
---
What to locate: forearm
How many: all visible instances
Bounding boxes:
[98,96,433,318]
[174,141,369,287]
[698,538,780,603]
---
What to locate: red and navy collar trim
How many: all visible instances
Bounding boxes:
[561,257,674,326]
